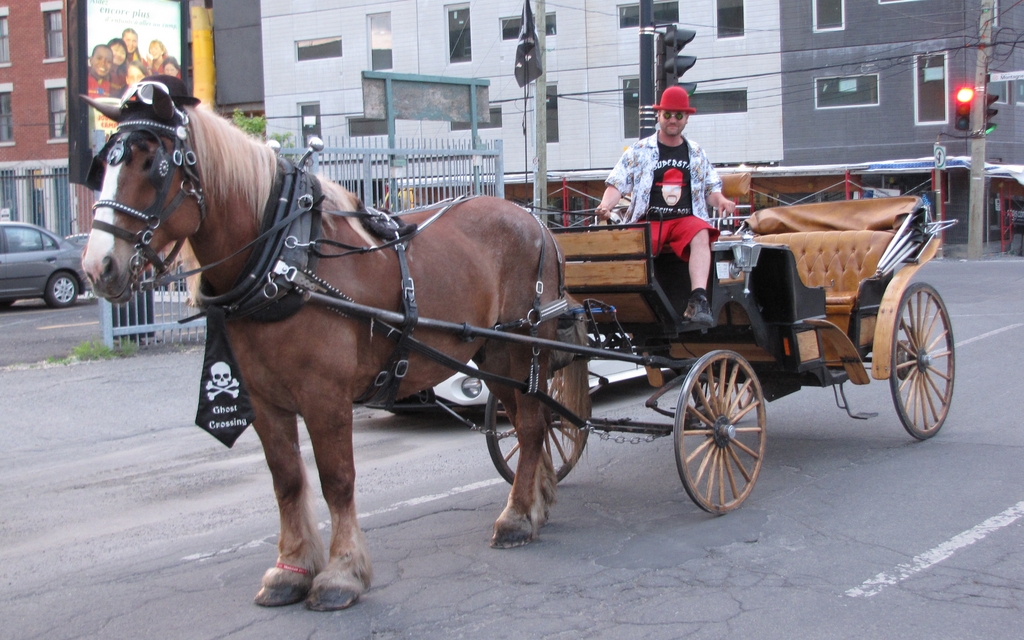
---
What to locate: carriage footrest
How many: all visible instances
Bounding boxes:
[833,383,878,420]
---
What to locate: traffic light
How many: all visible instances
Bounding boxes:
[984,91,998,135]
[656,25,697,97]
[954,86,974,131]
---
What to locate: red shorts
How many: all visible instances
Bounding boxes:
[648,216,720,261]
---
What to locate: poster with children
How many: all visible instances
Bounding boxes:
[85,0,183,132]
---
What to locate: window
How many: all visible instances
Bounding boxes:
[619,2,678,29]
[451,107,503,131]
[448,6,472,63]
[0,91,11,142]
[296,37,342,62]
[814,0,844,31]
[500,13,556,40]
[369,13,392,71]
[1016,80,1024,105]
[48,87,66,139]
[690,90,747,114]
[622,78,639,138]
[717,0,744,38]
[915,54,946,123]
[43,10,63,59]
[348,117,387,137]
[300,103,320,142]
[4,227,45,253]
[815,75,879,108]
[989,80,1008,103]
[0,16,9,64]
[546,83,558,143]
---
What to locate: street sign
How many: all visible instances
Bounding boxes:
[989,70,1024,82]
[934,143,947,170]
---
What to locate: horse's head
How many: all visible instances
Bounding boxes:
[81,78,204,303]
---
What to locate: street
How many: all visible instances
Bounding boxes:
[1,259,1023,639]
[0,297,103,367]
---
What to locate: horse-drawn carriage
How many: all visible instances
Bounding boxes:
[484,190,956,514]
[81,84,956,610]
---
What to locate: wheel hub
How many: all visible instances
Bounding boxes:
[712,416,735,447]
[917,350,932,371]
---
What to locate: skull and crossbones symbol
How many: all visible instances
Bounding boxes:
[206,361,240,400]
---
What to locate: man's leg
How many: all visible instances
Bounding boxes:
[683,230,713,326]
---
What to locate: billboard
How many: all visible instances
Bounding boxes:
[68,0,189,185]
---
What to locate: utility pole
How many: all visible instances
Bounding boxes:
[968,0,995,259]
[534,0,547,211]
[638,0,656,138]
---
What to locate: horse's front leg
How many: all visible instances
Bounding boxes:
[302,398,372,611]
[252,400,325,606]
[491,386,557,548]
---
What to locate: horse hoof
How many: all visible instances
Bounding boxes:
[254,582,308,607]
[490,522,534,548]
[305,587,360,611]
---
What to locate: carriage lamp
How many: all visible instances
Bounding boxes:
[730,241,762,295]
[460,377,484,399]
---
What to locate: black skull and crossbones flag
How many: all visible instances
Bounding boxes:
[195,306,255,447]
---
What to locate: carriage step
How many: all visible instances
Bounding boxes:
[833,383,878,420]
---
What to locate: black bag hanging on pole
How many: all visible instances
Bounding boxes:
[195,306,256,447]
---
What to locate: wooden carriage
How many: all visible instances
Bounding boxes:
[484,189,956,514]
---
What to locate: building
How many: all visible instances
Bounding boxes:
[0,0,76,235]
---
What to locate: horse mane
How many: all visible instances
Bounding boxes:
[185,106,277,224]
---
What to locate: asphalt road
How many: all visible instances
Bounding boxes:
[0,297,103,366]
[2,258,1023,639]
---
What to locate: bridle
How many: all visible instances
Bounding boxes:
[90,105,205,282]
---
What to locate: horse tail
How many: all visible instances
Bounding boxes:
[549,307,592,424]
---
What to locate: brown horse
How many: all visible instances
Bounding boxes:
[81,88,588,610]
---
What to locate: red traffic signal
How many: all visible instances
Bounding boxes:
[954,86,974,131]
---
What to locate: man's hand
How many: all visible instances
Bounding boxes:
[596,186,623,223]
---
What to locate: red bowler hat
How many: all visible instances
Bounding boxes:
[652,85,696,114]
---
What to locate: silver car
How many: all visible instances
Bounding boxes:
[0,222,87,309]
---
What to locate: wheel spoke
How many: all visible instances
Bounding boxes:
[733,426,763,433]
[921,373,941,425]
[686,403,715,428]
[725,451,740,500]
[727,378,752,417]
[926,331,950,354]
[925,365,951,382]
[731,399,761,423]
[731,437,761,460]
[704,448,719,503]
[503,440,521,464]
[718,449,727,505]
[727,443,753,482]
[693,442,716,485]
[899,318,919,352]
[685,435,715,465]
[694,380,717,420]
[717,359,729,414]
[549,430,569,464]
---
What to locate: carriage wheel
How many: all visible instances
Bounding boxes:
[673,350,766,514]
[890,282,955,440]
[484,377,589,485]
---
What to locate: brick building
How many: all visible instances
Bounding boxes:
[0,0,78,236]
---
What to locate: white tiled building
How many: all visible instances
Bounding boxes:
[260,0,784,175]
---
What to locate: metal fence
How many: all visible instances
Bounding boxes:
[0,167,91,236]
[98,139,504,347]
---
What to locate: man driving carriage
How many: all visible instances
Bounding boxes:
[595,85,736,327]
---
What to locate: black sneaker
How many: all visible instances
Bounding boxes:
[684,293,713,327]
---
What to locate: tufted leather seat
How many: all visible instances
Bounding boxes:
[755,230,893,330]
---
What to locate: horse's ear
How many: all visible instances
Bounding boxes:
[81,95,122,122]
[150,90,175,121]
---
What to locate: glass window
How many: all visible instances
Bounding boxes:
[300,103,321,142]
[451,106,503,131]
[690,89,747,114]
[369,13,392,71]
[916,54,946,123]
[1015,80,1024,105]
[5,227,43,253]
[989,80,1008,103]
[48,87,66,139]
[501,14,556,40]
[448,6,472,63]
[622,78,639,138]
[814,0,844,30]
[348,117,387,137]
[717,0,744,38]
[0,92,11,141]
[619,2,678,29]
[0,17,9,64]
[43,11,63,59]
[815,75,879,108]
[546,83,558,143]
[296,37,342,62]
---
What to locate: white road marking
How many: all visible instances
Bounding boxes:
[181,478,505,562]
[846,500,1024,597]
[36,321,100,330]
[954,323,1024,348]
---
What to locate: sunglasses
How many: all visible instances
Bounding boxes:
[660,111,688,121]
[120,80,170,109]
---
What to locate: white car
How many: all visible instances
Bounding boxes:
[380,358,647,412]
